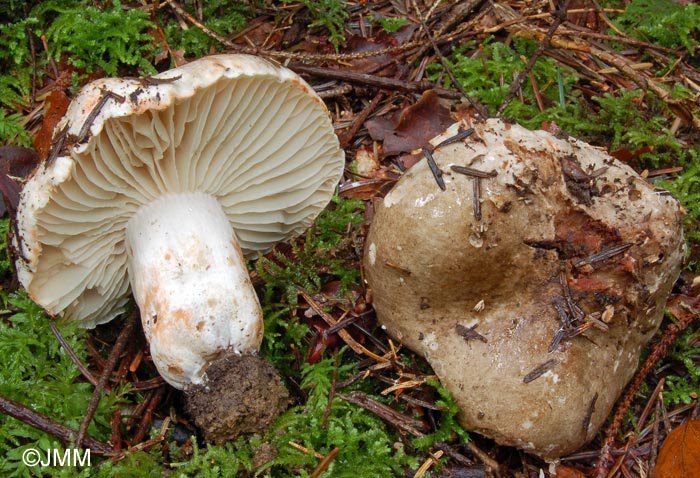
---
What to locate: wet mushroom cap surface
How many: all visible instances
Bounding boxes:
[363,119,684,458]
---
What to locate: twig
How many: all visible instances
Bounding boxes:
[338,91,385,149]
[466,440,503,477]
[0,393,111,453]
[291,65,461,100]
[288,441,325,459]
[321,351,340,430]
[298,288,387,363]
[411,0,487,118]
[27,25,37,105]
[648,391,664,478]
[108,417,169,461]
[638,377,666,431]
[130,387,165,444]
[413,450,444,478]
[309,447,340,478]
[50,322,98,386]
[111,409,122,454]
[76,311,138,448]
[164,0,421,62]
[337,391,428,436]
[496,0,570,117]
[433,442,473,466]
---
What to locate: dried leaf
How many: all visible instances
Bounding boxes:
[33,89,71,160]
[656,420,700,478]
[354,146,379,175]
[339,178,395,200]
[610,145,654,163]
[367,89,454,157]
[553,464,587,478]
[341,27,417,73]
[0,146,40,216]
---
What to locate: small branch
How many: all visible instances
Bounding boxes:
[309,447,340,478]
[76,311,138,448]
[337,391,428,437]
[496,1,570,117]
[50,323,98,386]
[337,91,385,149]
[0,393,112,453]
[411,0,488,118]
[130,386,165,444]
[321,351,340,430]
[291,64,461,100]
[298,288,387,363]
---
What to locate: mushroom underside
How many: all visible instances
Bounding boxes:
[15,54,344,396]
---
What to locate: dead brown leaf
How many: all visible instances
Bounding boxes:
[366,89,454,157]
[0,146,40,216]
[339,178,395,200]
[610,145,654,163]
[656,419,700,478]
[554,464,587,478]
[33,89,71,160]
[341,26,417,73]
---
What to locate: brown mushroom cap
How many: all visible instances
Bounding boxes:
[363,119,685,458]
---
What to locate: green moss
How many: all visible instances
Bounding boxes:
[664,326,700,405]
[432,37,686,169]
[159,0,249,59]
[267,355,419,477]
[256,195,364,307]
[284,0,349,49]
[373,15,408,34]
[613,0,700,56]
[429,38,580,124]
[36,0,156,76]
[0,291,131,478]
[661,148,700,253]
[0,17,36,109]
[412,379,469,450]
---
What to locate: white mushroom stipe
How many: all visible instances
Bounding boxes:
[126,192,262,389]
[14,54,345,397]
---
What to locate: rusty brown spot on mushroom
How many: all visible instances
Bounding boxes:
[554,210,622,258]
[168,364,184,376]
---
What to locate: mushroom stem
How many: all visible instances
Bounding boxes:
[125,192,263,390]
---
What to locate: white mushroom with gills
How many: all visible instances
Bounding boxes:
[363,119,685,458]
[13,54,345,441]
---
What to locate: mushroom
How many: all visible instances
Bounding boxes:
[363,119,684,458]
[14,54,344,396]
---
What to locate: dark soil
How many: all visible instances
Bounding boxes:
[184,352,290,444]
